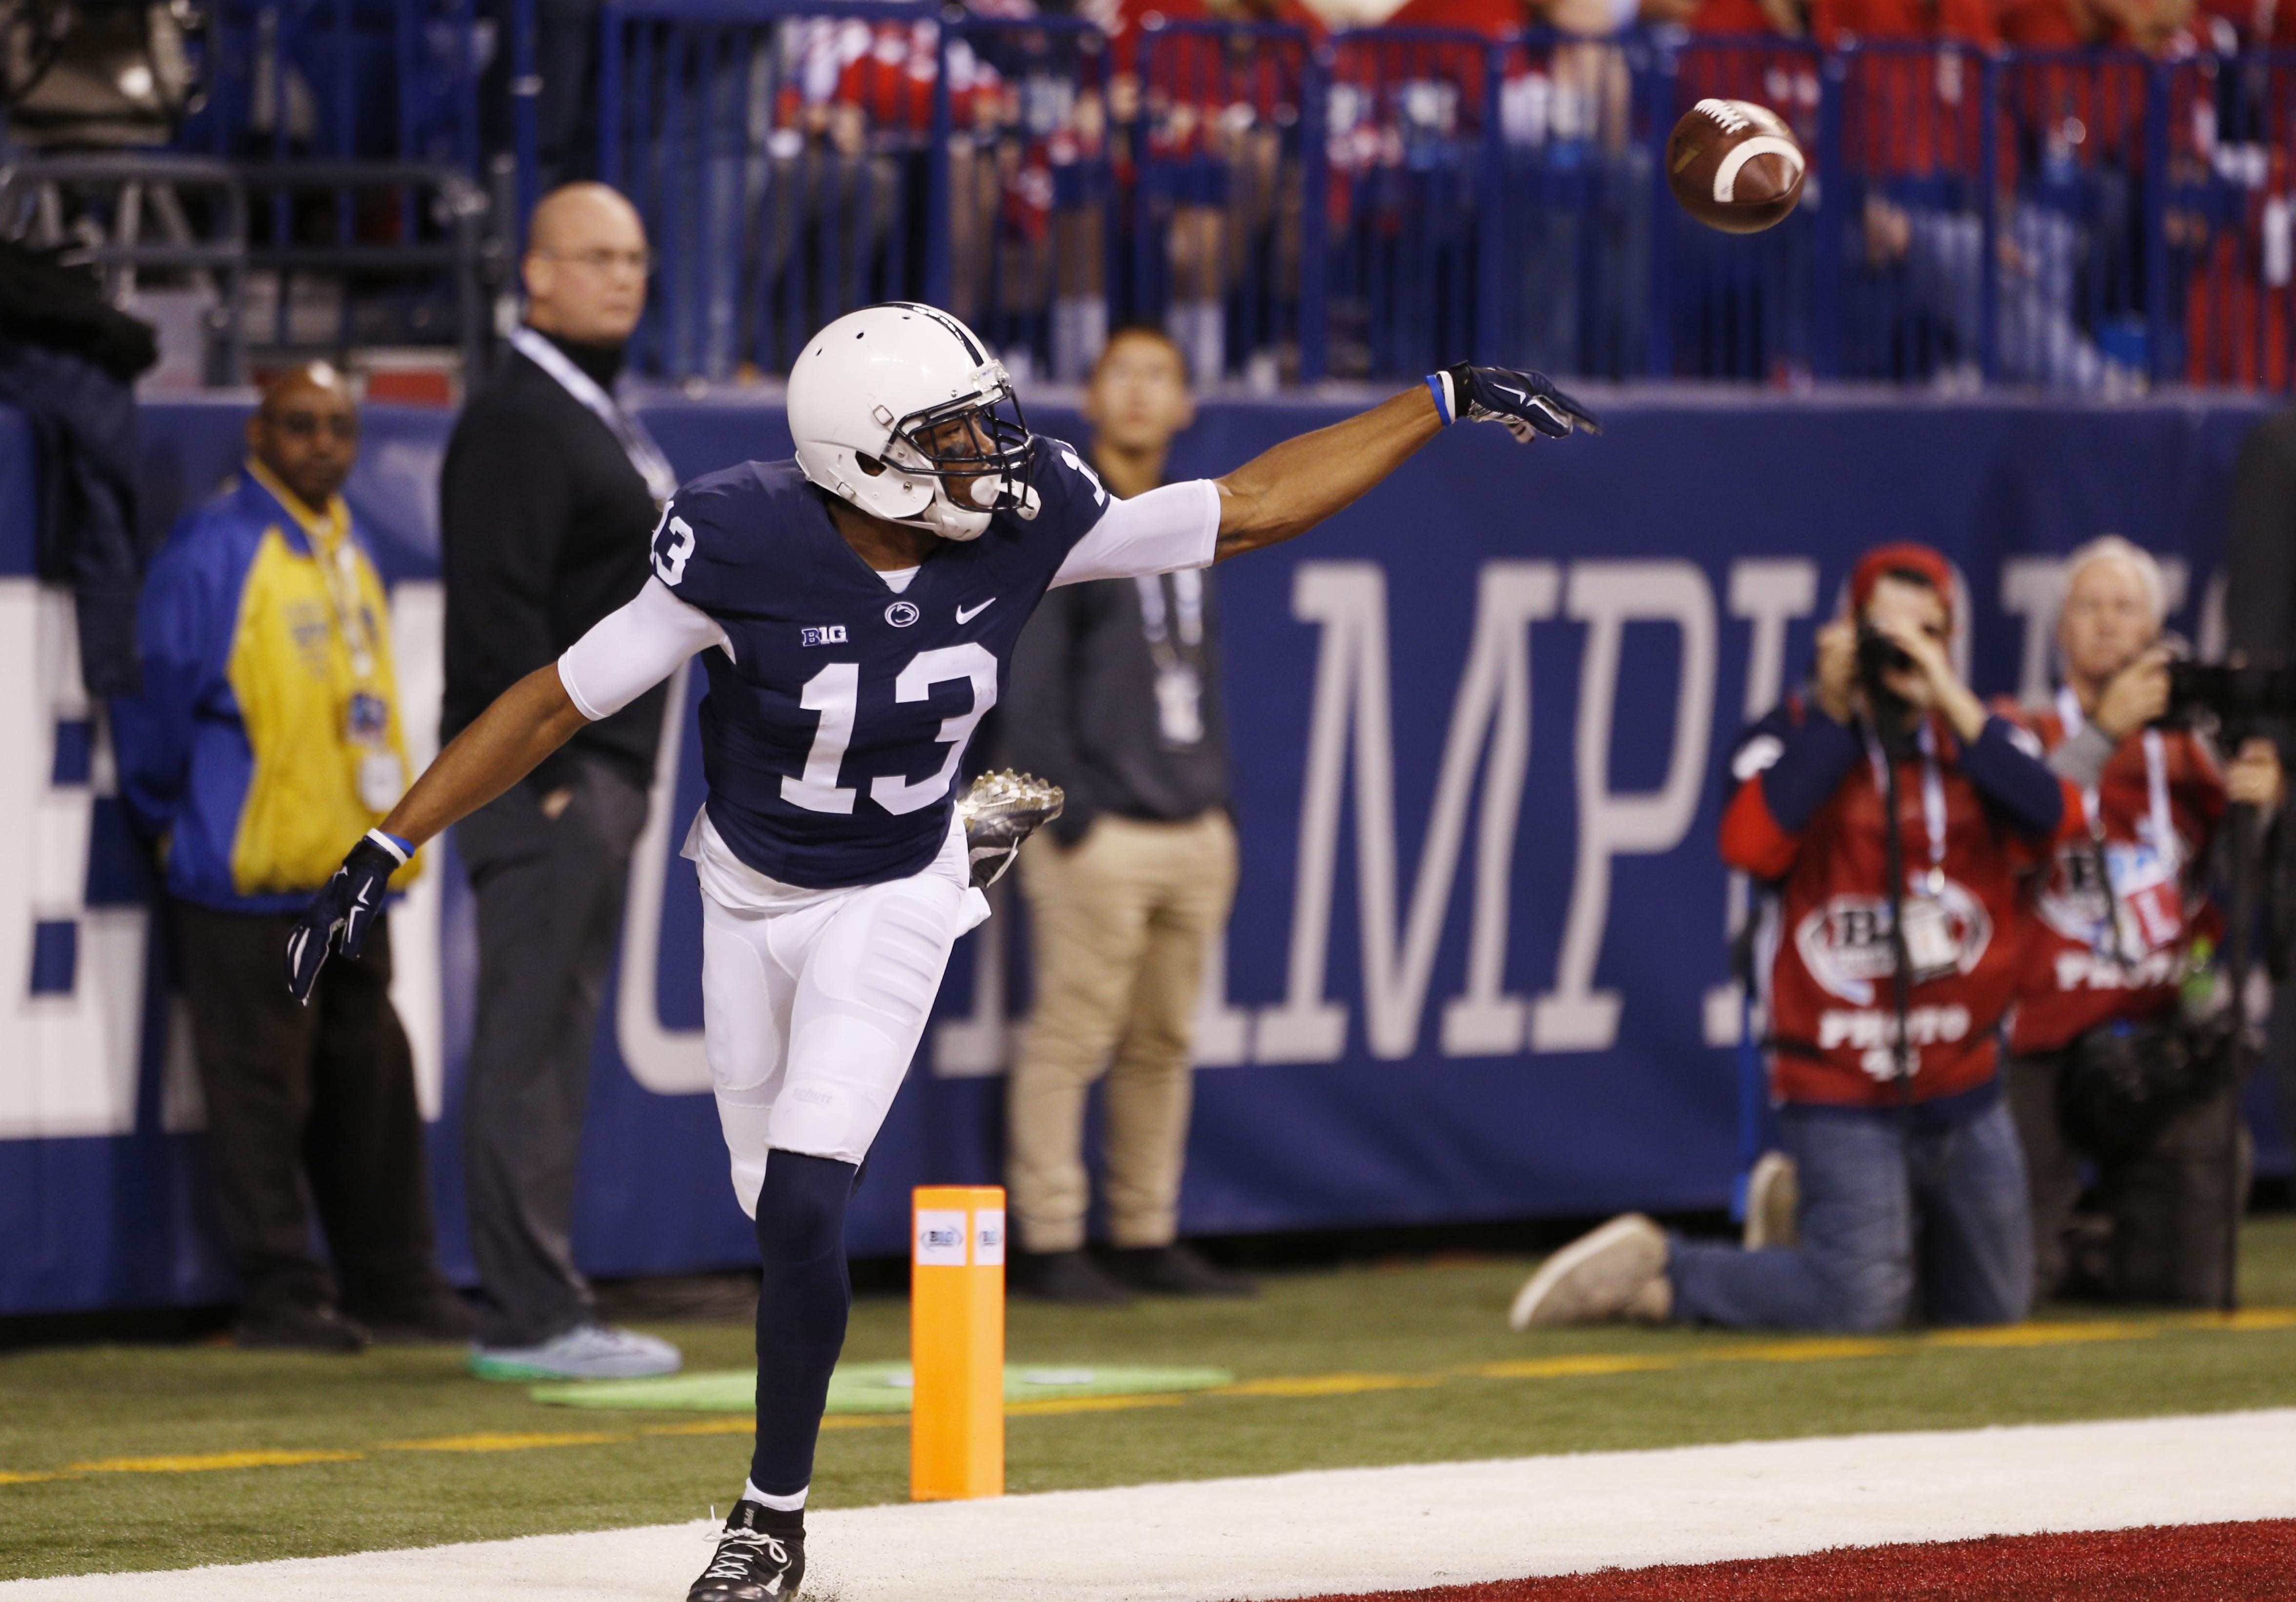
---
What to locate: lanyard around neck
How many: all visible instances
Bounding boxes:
[2056,685,2174,862]
[1865,719,1947,893]
[1134,568,1205,670]
[510,326,679,507]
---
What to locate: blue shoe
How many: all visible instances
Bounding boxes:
[467,1322,683,1381]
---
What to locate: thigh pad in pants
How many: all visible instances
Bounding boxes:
[702,870,964,1215]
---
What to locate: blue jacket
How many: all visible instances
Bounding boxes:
[112,463,418,913]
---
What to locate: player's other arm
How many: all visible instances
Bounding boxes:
[1210,364,1599,560]
[284,576,726,1000]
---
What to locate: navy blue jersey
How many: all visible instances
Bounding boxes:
[652,437,1112,888]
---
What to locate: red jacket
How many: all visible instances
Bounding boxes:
[2002,696,2228,1056]
[1722,693,2082,1108]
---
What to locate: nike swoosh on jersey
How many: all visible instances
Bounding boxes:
[956,598,996,624]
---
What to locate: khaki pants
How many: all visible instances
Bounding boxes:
[1008,811,1238,1253]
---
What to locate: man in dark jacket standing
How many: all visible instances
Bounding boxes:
[441,182,681,1379]
[1000,327,1256,1304]
[2223,409,2296,1196]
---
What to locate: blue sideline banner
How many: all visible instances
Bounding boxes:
[2,391,2290,1315]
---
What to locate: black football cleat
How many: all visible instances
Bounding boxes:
[689,1500,805,1601]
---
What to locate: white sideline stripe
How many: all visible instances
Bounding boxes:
[7,1409,2296,1600]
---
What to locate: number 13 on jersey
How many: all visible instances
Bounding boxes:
[781,645,998,817]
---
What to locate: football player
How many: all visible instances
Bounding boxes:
[284,303,1595,1602]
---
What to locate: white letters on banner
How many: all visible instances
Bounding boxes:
[1531,562,1718,1053]
[1703,559,1818,1048]
[0,585,145,1138]
[1256,561,1560,1062]
[0,581,449,1140]
[24,547,2227,1131]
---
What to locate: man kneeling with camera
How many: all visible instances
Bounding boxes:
[2004,537,2281,1307]
[1512,545,2077,1332]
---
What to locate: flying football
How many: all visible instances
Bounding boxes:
[1667,97,1807,235]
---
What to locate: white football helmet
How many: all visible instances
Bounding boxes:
[788,303,1036,541]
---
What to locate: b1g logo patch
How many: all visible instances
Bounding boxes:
[885,600,921,628]
[800,625,848,647]
[1794,883,1990,1004]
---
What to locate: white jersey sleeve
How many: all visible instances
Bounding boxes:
[1048,478,1221,588]
[557,576,733,721]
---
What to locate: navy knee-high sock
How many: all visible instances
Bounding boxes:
[750,1149,857,1497]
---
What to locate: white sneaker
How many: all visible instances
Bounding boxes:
[1508,1214,1670,1330]
[467,1322,683,1381]
[1742,1150,1800,1252]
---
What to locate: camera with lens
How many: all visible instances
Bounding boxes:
[1855,625,1913,682]
[2160,661,2296,731]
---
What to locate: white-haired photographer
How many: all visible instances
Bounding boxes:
[2004,536,2283,1307]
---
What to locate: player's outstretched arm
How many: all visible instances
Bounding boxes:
[382,665,588,848]
[280,665,588,1003]
[285,574,727,1003]
[1211,363,1598,560]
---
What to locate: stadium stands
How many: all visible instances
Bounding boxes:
[11,0,2296,392]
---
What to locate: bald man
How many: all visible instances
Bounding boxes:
[113,365,466,1352]
[440,182,683,1380]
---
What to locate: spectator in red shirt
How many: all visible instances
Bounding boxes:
[1511,545,2075,1334]
[2003,538,2280,1307]
[1090,0,1323,382]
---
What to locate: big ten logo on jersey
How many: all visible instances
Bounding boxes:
[801,625,848,647]
[1793,884,1990,1003]
[651,505,696,587]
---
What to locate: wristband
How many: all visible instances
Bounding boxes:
[1425,371,1456,426]
[367,828,414,865]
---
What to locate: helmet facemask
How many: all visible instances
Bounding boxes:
[871,367,1038,541]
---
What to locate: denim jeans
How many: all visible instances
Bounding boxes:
[1670,1088,2034,1331]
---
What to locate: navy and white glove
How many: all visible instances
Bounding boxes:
[284,828,410,1004]
[1427,362,1602,442]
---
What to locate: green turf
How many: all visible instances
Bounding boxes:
[5,1216,2296,1583]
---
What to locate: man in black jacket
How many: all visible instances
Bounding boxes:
[2224,408,2296,1203]
[441,182,682,1379]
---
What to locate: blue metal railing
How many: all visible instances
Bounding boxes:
[178,0,482,172]
[152,0,489,357]
[565,5,2296,391]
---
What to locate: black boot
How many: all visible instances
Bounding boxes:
[1105,1244,1258,1298]
[1010,1248,1134,1305]
[233,1301,370,1353]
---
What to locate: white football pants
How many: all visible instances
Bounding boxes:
[699,821,986,1216]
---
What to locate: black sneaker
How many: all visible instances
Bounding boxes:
[690,1501,805,1601]
[1106,1244,1259,1298]
[1009,1248,1134,1305]
[233,1302,370,1353]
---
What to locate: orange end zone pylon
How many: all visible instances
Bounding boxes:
[909,1185,1005,1501]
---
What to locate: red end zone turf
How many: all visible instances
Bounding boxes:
[1270,1520,2296,1602]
